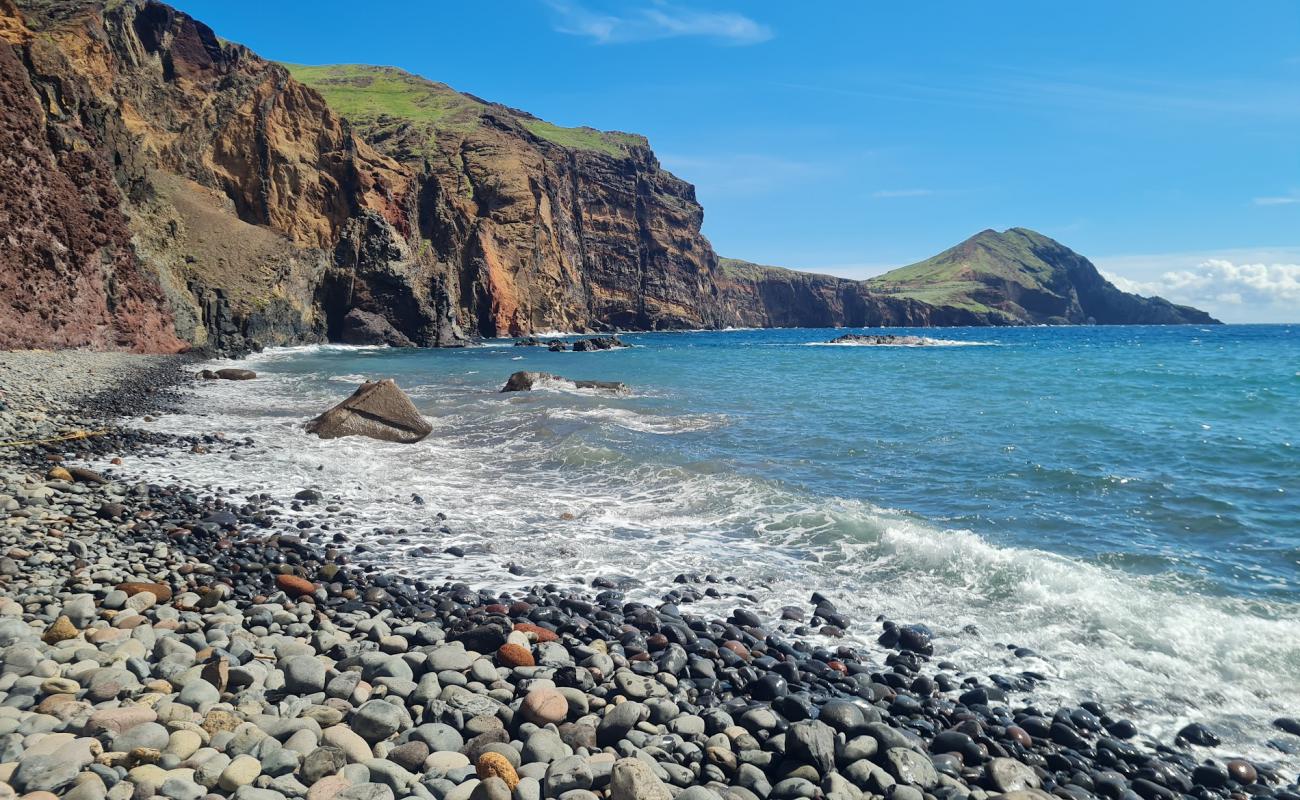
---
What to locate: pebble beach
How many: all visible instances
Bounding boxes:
[0,351,1295,800]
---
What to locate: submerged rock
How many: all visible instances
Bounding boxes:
[826,334,934,346]
[340,309,415,347]
[571,336,628,351]
[200,368,257,380]
[305,379,433,443]
[500,371,629,394]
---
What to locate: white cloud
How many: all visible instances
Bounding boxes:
[544,1,772,45]
[872,189,934,199]
[1254,193,1299,206]
[1101,259,1300,323]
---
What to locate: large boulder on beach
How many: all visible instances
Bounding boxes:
[341,309,415,347]
[500,371,628,394]
[305,379,432,443]
[200,368,257,380]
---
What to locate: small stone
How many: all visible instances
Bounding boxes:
[277,574,317,598]
[787,720,835,774]
[115,722,170,752]
[219,754,263,791]
[115,582,174,602]
[302,746,349,784]
[178,679,220,708]
[470,777,511,800]
[476,752,519,791]
[987,758,1040,793]
[497,643,534,668]
[426,752,470,773]
[544,755,592,797]
[521,687,568,726]
[40,677,80,695]
[42,616,79,644]
[322,726,373,763]
[283,656,328,694]
[609,758,671,800]
[352,701,405,744]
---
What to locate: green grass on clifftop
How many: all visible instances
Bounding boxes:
[865,228,1061,312]
[284,64,643,157]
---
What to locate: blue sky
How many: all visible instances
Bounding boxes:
[176,1,1300,322]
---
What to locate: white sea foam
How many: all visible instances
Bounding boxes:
[102,348,1300,765]
[547,406,720,434]
[806,337,995,347]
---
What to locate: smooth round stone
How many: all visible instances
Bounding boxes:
[987,757,1040,792]
[178,679,220,709]
[115,722,170,752]
[521,688,568,726]
[884,748,938,789]
[426,752,471,773]
[218,754,263,791]
[282,656,327,695]
[544,755,593,796]
[165,730,203,760]
[470,776,511,800]
[750,673,787,701]
[522,730,566,765]
[609,758,671,800]
[351,701,404,744]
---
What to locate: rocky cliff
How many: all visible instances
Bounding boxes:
[285,65,723,337]
[718,229,1219,328]
[0,1,1216,354]
[866,228,1218,325]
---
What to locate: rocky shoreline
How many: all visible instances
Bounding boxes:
[0,352,1295,800]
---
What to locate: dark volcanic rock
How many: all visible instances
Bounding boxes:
[500,371,629,394]
[340,309,416,347]
[305,379,433,443]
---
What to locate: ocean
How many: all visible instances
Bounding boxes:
[119,324,1300,761]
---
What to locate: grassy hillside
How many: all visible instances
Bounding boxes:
[866,228,1063,313]
[283,64,645,157]
[718,257,835,282]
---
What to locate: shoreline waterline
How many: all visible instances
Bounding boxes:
[101,329,1300,763]
[0,344,1296,800]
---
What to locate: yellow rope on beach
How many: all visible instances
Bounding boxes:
[0,429,108,448]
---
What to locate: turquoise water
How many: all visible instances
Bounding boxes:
[127,325,1300,759]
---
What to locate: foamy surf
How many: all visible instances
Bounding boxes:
[806,337,995,347]
[107,328,1300,765]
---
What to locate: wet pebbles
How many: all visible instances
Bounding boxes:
[0,352,1295,800]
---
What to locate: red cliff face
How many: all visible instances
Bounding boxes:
[1,0,727,353]
[0,0,183,352]
[0,2,1216,354]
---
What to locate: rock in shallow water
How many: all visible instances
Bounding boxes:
[305,379,432,443]
[499,371,629,394]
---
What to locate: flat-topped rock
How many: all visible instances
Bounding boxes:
[500,372,628,394]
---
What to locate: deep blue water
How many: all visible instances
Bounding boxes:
[129,324,1300,758]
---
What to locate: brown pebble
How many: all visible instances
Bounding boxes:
[115,582,173,602]
[1226,760,1257,785]
[497,643,535,668]
[513,623,558,643]
[476,752,520,790]
[42,615,79,644]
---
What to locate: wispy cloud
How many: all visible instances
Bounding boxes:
[544,1,772,45]
[1254,192,1299,206]
[1100,258,1300,323]
[773,69,1300,120]
[658,152,825,195]
[872,189,934,199]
